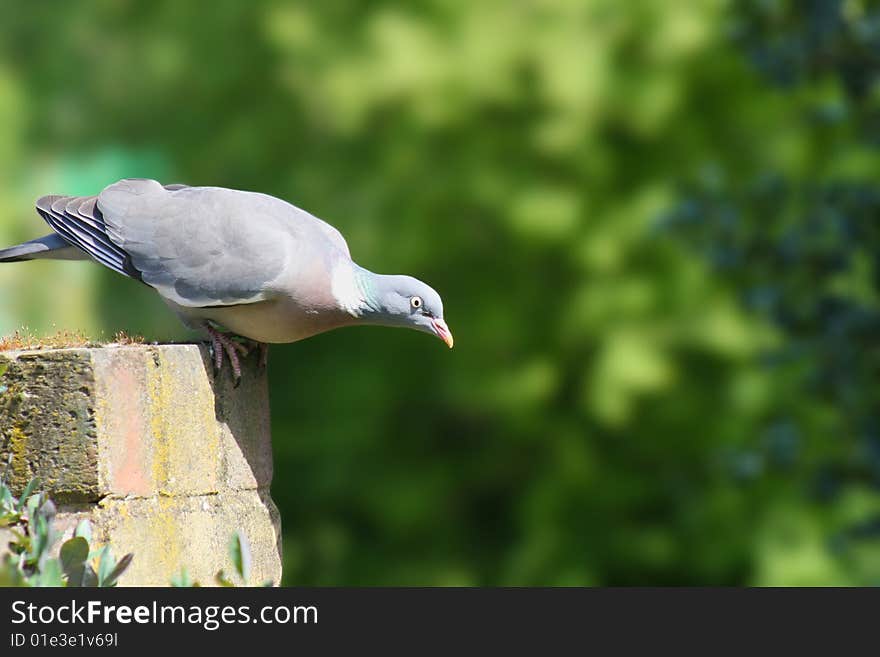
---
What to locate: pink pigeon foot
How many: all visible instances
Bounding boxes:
[204,324,249,384]
[204,325,268,385]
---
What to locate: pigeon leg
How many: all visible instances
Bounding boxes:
[230,336,268,368]
[230,339,251,356]
[210,333,223,371]
[204,324,243,384]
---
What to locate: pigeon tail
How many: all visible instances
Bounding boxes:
[0,234,85,262]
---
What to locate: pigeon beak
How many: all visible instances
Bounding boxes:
[432,318,454,349]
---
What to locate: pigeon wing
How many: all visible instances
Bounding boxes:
[94,179,295,307]
[36,179,350,309]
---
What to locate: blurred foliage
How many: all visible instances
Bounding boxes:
[0,478,133,587]
[663,0,880,585]
[0,0,878,584]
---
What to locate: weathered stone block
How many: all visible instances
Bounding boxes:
[0,343,281,586]
[53,492,282,586]
[0,350,99,502]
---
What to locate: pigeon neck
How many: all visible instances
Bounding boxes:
[346,266,409,326]
[331,264,384,318]
[353,267,384,315]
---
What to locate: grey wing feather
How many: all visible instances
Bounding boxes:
[96,179,293,308]
[35,194,140,278]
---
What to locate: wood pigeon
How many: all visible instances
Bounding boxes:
[0,179,453,379]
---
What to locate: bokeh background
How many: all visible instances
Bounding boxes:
[1,0,879,585]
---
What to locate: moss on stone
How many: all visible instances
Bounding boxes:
[0,329,146,352]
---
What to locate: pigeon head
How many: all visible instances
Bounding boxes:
[354,270,454,348]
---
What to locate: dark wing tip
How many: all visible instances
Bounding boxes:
[33,192,144,283]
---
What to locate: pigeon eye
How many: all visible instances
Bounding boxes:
[410,296,423,309]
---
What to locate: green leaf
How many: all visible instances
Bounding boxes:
[15,479,38,513]
[24,493,41,522]
[60,537,89,567]
[229,531,252,583]
[102,553,133,587]
[0,512,20,528]
[95,546,114,586]
[0,484,14,512]
[74,519,92,543]
[0,555,24,586]
[9,528,29,553]
[32,558,65,587]
[60,537,89,586]
[81,565,98,588]
[0,361,8,377]
[38,499,57,525]
[170,567,193,588]
[30,514,50,562]
[215,570,235,587]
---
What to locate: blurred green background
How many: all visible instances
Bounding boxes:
[2,0,880,585]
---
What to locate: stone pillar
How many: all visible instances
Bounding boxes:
[0,343,281,586]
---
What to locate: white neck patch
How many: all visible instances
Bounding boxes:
[331,262,367,316]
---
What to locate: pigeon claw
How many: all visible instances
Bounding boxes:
[204,324,244,385]
[204,326,268,386]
